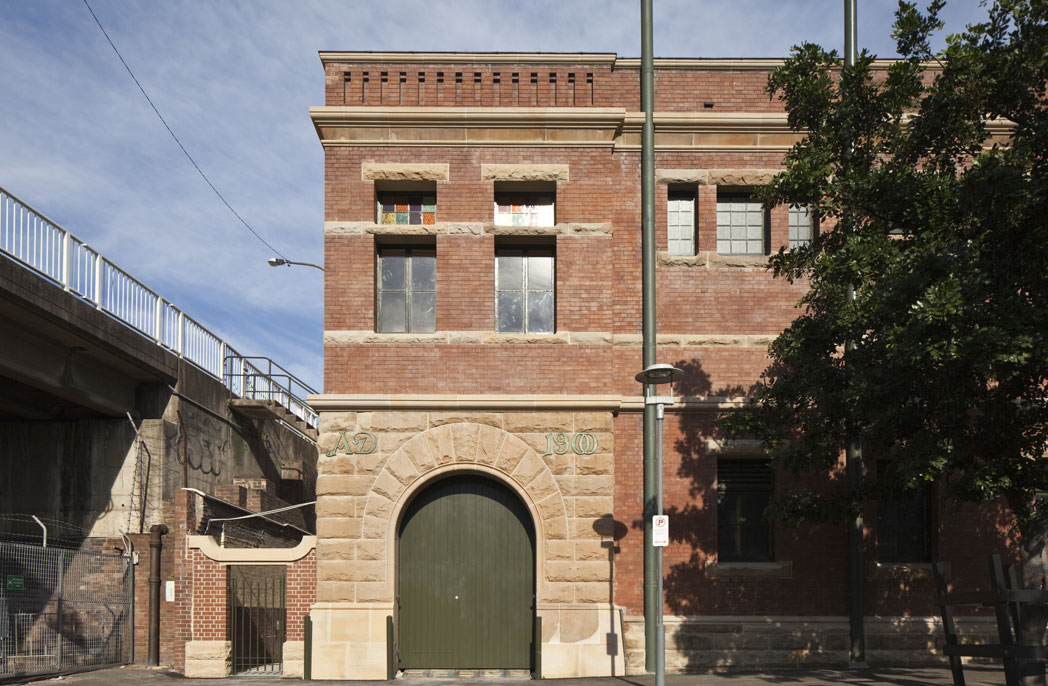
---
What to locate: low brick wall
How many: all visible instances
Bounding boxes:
[623,616,999,673]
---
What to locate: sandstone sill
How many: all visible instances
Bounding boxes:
[705,560,793,579]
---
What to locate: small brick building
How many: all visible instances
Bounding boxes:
[306,52,1011,679]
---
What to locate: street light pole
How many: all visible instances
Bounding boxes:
[636,363,683,686]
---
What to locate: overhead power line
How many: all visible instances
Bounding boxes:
[81,0,288,261]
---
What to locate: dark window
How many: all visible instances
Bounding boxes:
[495,247,554,334]
[376,247,436,333]
[717,460,774,562]
[877,486,931,563]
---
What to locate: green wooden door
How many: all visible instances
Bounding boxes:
[398,475,535,669]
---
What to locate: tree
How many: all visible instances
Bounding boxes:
[724,0,1048,665]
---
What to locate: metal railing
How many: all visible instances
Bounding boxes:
[0,541,132,678]
[0,185,317,429]
[225,356,317,429]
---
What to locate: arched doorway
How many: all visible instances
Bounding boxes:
[397,474,535,670]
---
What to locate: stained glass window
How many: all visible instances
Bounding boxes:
[495,247,554,334]
[377,193,436,226]
[494,194,555,227]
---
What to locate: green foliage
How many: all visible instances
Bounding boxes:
[724,0,1048,532]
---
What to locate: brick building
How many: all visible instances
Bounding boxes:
[306,52,1010,679]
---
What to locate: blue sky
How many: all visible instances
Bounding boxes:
[0,0,989,391]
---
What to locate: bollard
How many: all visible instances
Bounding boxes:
[533,615,542,679]
[304,615,312,680]
[386,616,395,680]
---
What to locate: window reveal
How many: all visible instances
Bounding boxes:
[495,248,554,334]
[376,247,436,333]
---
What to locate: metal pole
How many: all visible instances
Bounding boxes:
[843,0,866,668]
[655,403,665,686]
[148,524,168,666]
[640,0,658,671]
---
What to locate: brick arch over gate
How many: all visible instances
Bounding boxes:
[361,422,568,601]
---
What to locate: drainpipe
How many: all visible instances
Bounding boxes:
[148,524,168,666]
[640,0,659,672]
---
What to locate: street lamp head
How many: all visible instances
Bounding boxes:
[267,258,288,267]
[635,363,684,386]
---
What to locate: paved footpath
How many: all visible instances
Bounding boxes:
[23,665,1006,686]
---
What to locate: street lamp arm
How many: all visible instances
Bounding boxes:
[267,257,325,272]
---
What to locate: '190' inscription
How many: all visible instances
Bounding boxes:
[543,432,598,456]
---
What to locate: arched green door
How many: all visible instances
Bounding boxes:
[397,475,535,669]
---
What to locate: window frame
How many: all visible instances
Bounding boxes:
[788,204,816,249]
[494,245,555,334]
[667,188,697,256]
[716,459,775,563]
[375,245,437,333]
[716,190,769,256]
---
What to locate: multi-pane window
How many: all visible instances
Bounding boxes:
[667,191,696,255]
[717,460,774,562]
[788,205,815,249]
[376,247,436,333]
[877,462,931,562]
[377,192,436,225]
[494,193,555,227]
[716,193,766,255]
[495,247,554,333]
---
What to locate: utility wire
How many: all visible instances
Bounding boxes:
[81,0,288,261]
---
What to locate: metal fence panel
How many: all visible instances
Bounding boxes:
[0,541,132,678]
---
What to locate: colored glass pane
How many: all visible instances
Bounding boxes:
[382,213,396,224]
[423,213,435,224]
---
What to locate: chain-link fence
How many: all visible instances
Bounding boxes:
[0,541,132,678]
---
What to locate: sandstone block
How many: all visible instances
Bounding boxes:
[370,469,404,501]
[504,412,573,433]
[573,412,613,433]
[319,412,357,433]
[399,434,437,473]
[576,452,614,475]
[362,162,449,181]
[511,451,545,487]
[317,475,373,497]
[318,454,353,475]
[573,496,614,519]
[316,495,356,518]
[546,540,573,561]
[317,539,355,561]
[362,515,388,540]
[365,493,394,519]
[370,411,428,432]
[316,517,362,539]
[451,422,481,462]
[356,539,386,561]
[526,469,559,502]
[430,412,503,428]
[574,475,616,496]
[475,424,507,465]
[494,436,529,472]
[574,540,609,561]
[560,609,600,643]
[319,560,385,582]
[573,582,611,603]
[425,424,456,464]
[355,582,392,603]
[385,453,419,484]
[480,163,569,181]
[540,582,575,603]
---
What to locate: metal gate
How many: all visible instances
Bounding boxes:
[0,541,132,679]
[228,565,286,674]
[398,475,535,669]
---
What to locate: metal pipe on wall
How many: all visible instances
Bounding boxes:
[148,523,168,666]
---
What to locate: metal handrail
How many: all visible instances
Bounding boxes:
[0,185,318,429]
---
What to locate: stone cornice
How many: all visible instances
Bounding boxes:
[614,57,908,70]
[322,330,776,347]
[323,221,611,237]
[188,535,316,563]
[320,52,619,66]
[308,394,749,413]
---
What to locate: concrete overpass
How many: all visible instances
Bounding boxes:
[0,185,318,541]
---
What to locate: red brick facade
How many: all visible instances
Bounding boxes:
[313,52,1014,671]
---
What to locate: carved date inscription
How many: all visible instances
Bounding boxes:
[543,432,598,456]
[326,431,377,457]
